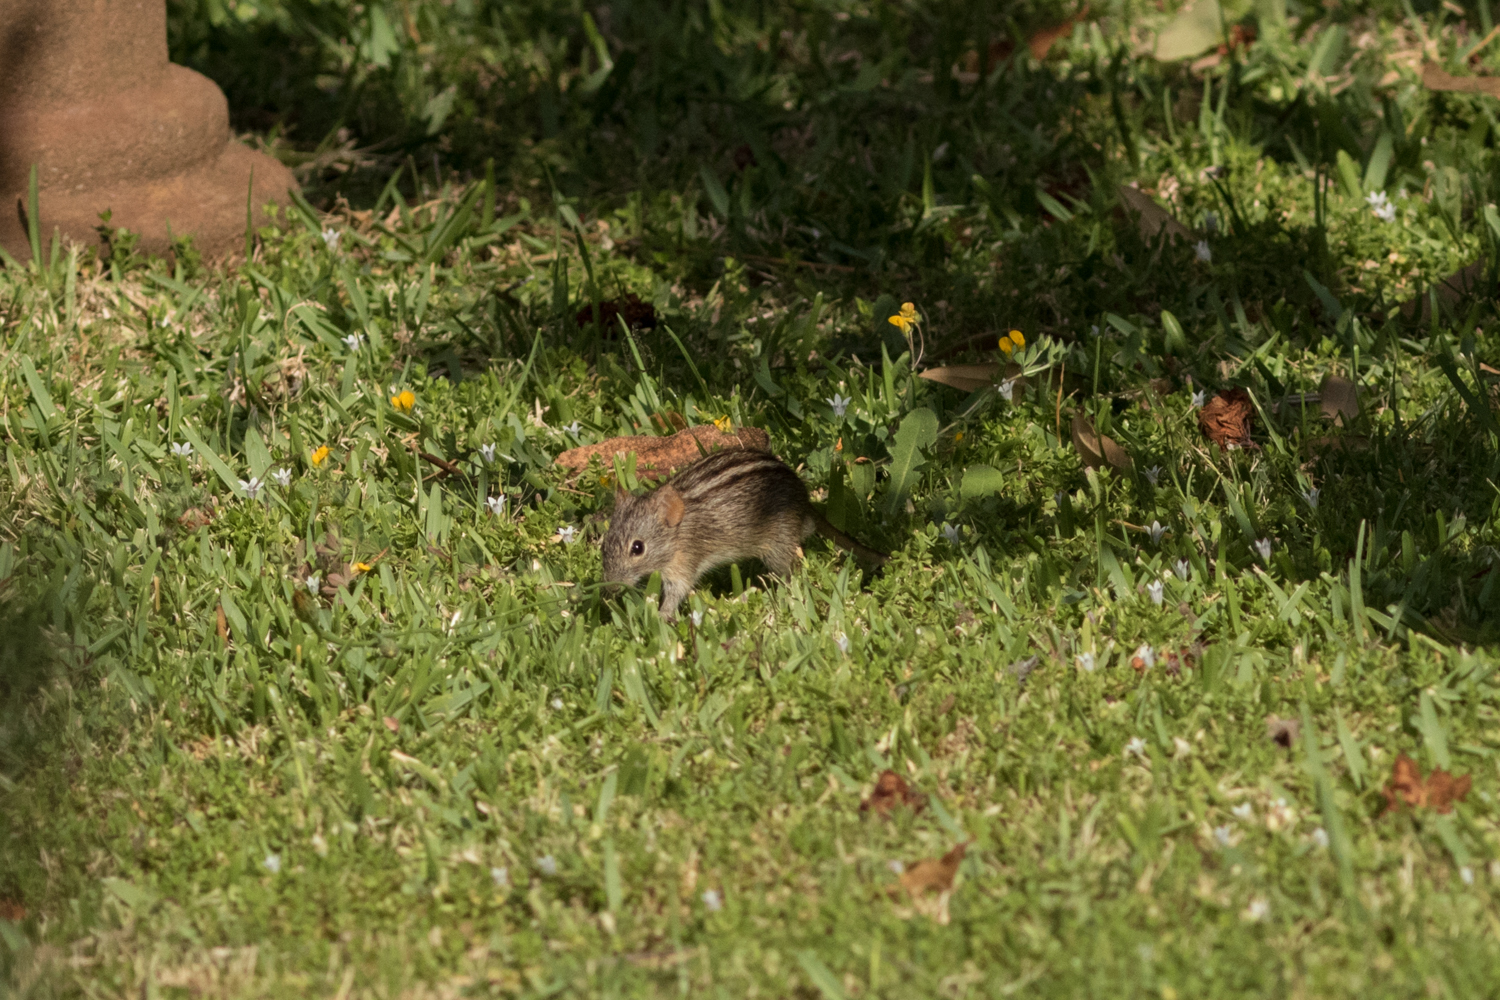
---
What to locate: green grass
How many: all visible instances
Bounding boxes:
[6,0,1500,996]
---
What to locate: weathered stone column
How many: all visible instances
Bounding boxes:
[0,0,297,262]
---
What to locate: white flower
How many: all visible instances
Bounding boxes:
[1192,389,1207,408]
[321,228,341,250]
[691,610,704,627]
[834,633,850,654]
[271,467,291,487]
[1366,191,1397,222]
[1461,866,1475,886]
[1149,520,1166,545]
[557,525,577,543]
[479,443,497,465]
[491,866,509,888]
[239,476,264,500]
[1174,559,1190,581]
[998,379,1016,402]
[342,333,363,351]
[1254,538,1272,563]
[1374,201,1396,223]
[565,421,582,438]
[1302,488,1319,510]
[1232,802,1254,821]
[826,393,852,418]
[1194,240,1212,263]
[1214,825,1234,846]
[1145,465,1162,486]
[1053,490,1067,507]
[941,523,961,544]
[486,495,506,516]
[1244,898,1269,922]
[1310,828,1329,849]
[1089,324,1100,337]
[1125,736,1148,757]
[1365,190,1388,211]
[1134,644,1155,669]
[263,853,281,874]
[886,859,905,875]
[536,855,558,876]
[701,889,723,912]
[551,698,563,710]
[305,573,321,593]
[1147,580,1164,606]
[1077,652,1096,672]
[171,441,194,458]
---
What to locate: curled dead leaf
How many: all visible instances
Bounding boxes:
[555,426,770,480]
[216,604,229,645]
[1197,388,1256,450]
[1070,413,1132,472]
[1265,714,1300,749]
[1319,375,1360,425]
[1117,184,1196,243]
[860,770,929,817]
[898,841,970,896]
[1382,753,1471,815]
[918,364,1002,393]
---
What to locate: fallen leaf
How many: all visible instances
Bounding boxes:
[1265,714,1300,749]
[1383,753,1472,814]
[1028,5,1089,60]
[1319,375,1360,425]
[1118,185,1196,243]
[1421,61,1500,97]
[899,841,970,896]
[216,605,229,645]
[383,716,400,733]
[918,363,1002,392]
[555,425,770,479]
[1197,388,1256,450]
[860,770,929,817]
[1070,413,1132,472]
[1399,258,1488,320]
[0,899,25,921]
[177,507,214,531]
[575,293,657,332]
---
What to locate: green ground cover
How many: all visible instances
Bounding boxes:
[6,0,1500,995]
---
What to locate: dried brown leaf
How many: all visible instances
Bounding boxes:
[1319,375,1360,425]
[554,426,771,480]
[918,364,1002,392]
[1383,753,1472,814]
[1197,388,1256,450]
[1399,258,1489,321]
[216,604,229,645]
[1117,184,1196,243]
[1421,61,1500,96]
[898,841,970,896]
[1027,5,1089,60]
[1070,413,1132,472]
[860,770,929,817]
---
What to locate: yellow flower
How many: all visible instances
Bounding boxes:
[998,337,1014,355]
[954,431,965,443]
[310,445,331,467]
[390,390,416,413]
[1008,329,1026,348]
[713,415,733,432]
[888,301,918,334]
[998,329,1026,355]
[353,561,374,574]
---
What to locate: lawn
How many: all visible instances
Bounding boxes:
[5,0,1500,996]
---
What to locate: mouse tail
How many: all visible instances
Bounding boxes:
[812,514,889,573]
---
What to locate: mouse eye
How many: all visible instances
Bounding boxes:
[630,540,645,557]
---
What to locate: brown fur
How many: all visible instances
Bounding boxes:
[601,449,886,619]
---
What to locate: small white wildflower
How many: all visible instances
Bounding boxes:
[1374,201,1396,223]
[557,525,577,544]
[834,633,850,654]
[1077,652,1096,672]
[941,523,961,544]
[1194,240,1212,263]
[479,443,497,465]
[1054,490,1067,507]
[263,853,281,874]
[239,476,264,501]
[1090,324,1100,337]
[1232,802,1254,821]
[1244,898,1270,922]
[826,393,852,418]
[1461,866,1475,886]
[1192,389,1207,408]
[321,228,341,250]
[691,610,704,627]
[1125,736,1148,757]
[1253,538,1272,563]
[887,859,905,875]
[1149,520,1166,545]
[305,573,321,592]
[565,421,582,438]
[1134,644,1155,669]
[271,467,291,487]
[1310,827,1329,849]
[1147,579,1164,606]
[1174,559,1191,581]
[491,866,509,888]
[1365,190,1389,211]
[997,379,1016,402]
[171,441,193,458]
[1145,465,1162,486]
[701,889,723,912]
[310,833,328,857]
[551,698,564,710]
[1214,825,1233,847]
[536,855,558,876]
[1303,488,1319,510]
[483,495,506,516]
[342,333,363,351]
[1266,798,1294,831]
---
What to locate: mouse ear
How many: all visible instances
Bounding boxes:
[659,485,685,528]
